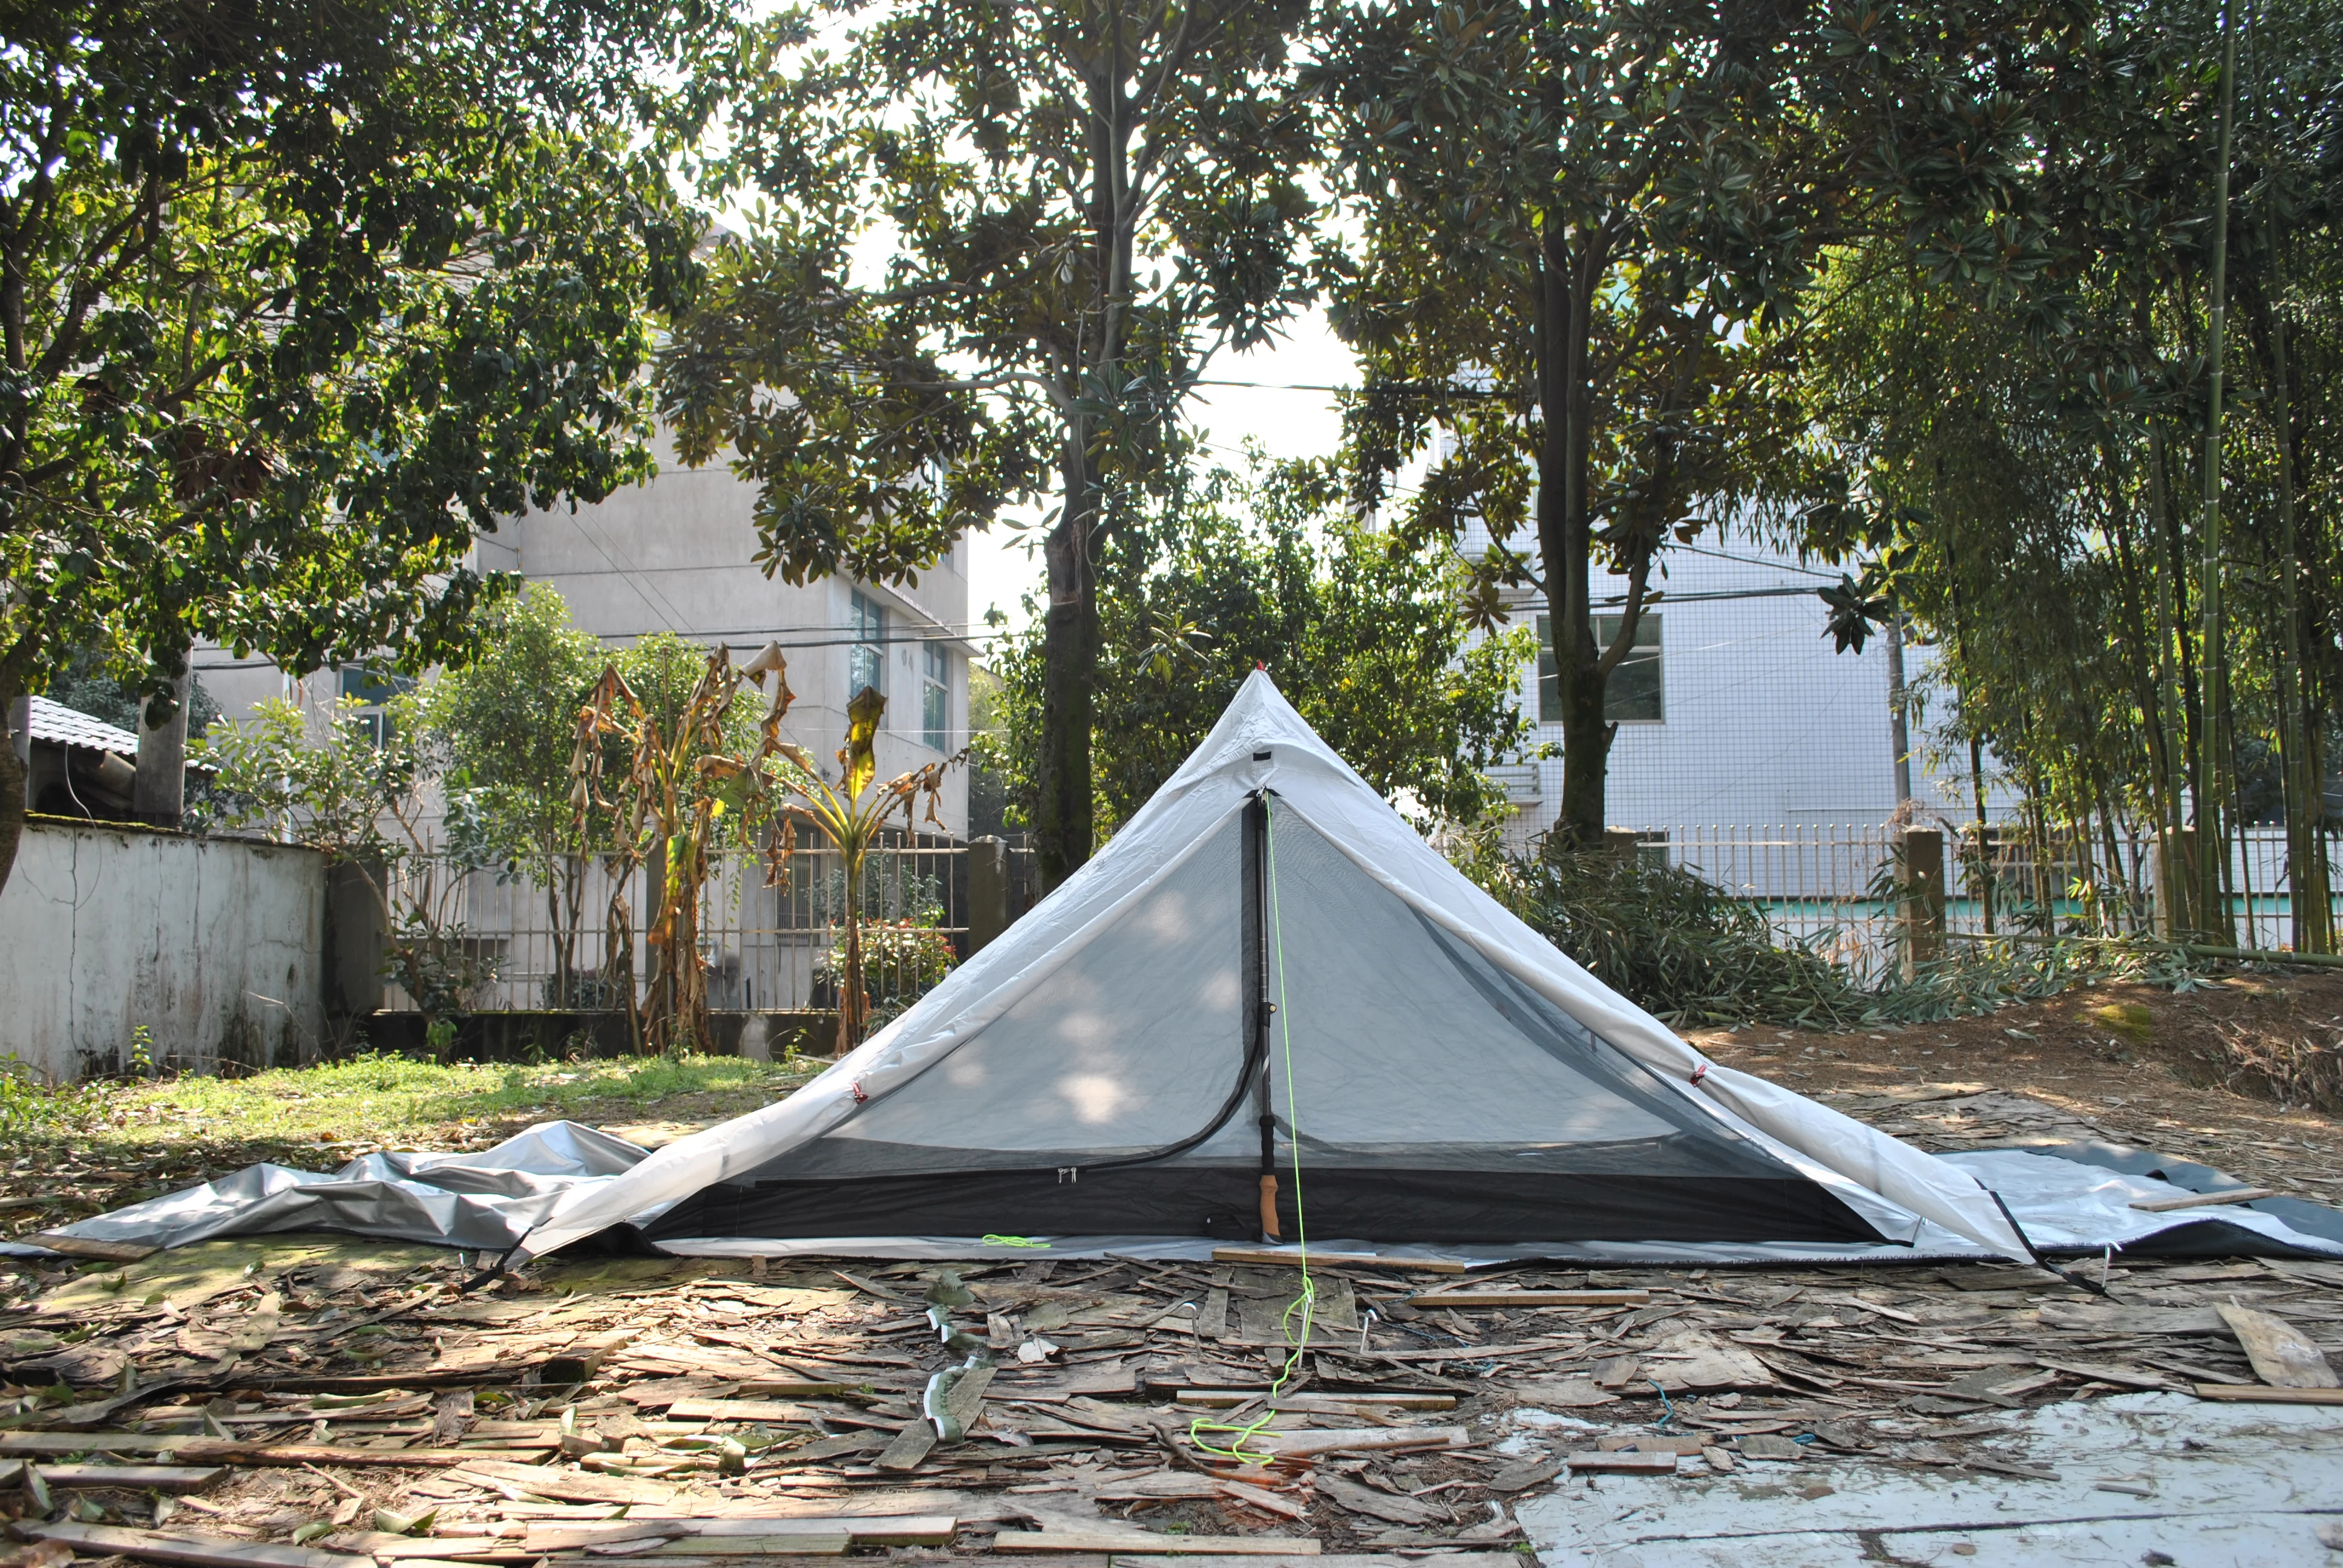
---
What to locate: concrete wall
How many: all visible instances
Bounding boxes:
[0,820,326,1081]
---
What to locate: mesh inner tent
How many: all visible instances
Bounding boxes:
[744,809,1249,1179]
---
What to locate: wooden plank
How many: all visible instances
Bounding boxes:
[1210,1248,1464,1275]
[873,1417,937,1472]
[1411,1289,1647,1308]
[632,1537,851,1557]
[1175,1391,1455,1412]
[1243,1426,1468,1459]
[1564,1451,1677,1474]
[525,1517,952,1551]
[1199,1288,1230,1340]
[987,1361,1140,1400]
[2129,1187,2279,1212]
[667,1398,814,1422]
[0,1432,529,1466]
[18,1520,370,1568]
[2215,1304,2339,1388]
[333,1534,515,1560]
[451,1460,677,1506]
[2192,1383,2343,1404]
[2033,1359,2183,1393]
[997,1532,1320,1555]
[1322,1339,1568,1365]
[28,1463,231,1491]
[732,1379,855,1398]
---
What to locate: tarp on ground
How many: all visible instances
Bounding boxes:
[34,674,2343,1268]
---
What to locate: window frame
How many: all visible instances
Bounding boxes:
[848,589,886,704]
[1536,612,1663,725]
[921,641,950,753]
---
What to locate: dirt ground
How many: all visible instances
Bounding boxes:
[1693,969,2343,1203]
[2,972,2342,1566]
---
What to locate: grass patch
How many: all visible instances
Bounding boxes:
[82,1051,811,1152]
[1,1051,820,1243]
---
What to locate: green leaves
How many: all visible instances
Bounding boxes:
[0,0,741,892]
[989,453,1538,837]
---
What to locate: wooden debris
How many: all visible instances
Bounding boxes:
[1208,1248,1466,1273]
[1734,1436,1803,1461]
[1412,1289,1647,1307]
[1173,1391,1454,1412]
[1242,1425,1468,1458]
[2215,1303,2339,1388]
[16,1520,370,1567]
[1316,1473,1446,1524]
[995,1532,1320,1554]
[2192,1383,2343,1403]
[1564,1450,1677,1474]
[0,1461,228,1490]
[2129,1187,2279,1212]
[453,1459,677,1504]
[7,1080,2341,1568]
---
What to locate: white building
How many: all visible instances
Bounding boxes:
[1484,532,2000,849]
[201,434,976,838]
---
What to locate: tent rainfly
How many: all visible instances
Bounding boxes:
[512,673,2034,1266]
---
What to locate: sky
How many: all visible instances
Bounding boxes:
[962,309,1364,638]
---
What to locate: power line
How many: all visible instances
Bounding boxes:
[189,626,1000,675]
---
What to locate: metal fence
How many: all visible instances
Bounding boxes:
[375,824,2337,1014]
[1658,822,2337,978]
[376,840,1031,1016]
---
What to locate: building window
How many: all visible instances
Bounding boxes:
[339,664,413,748]
[849,589,886,704]
[922,641,950,752]
[1537,613,1663,724]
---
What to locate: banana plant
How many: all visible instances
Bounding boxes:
[569,641,790,1054]
[744,682,963,1057]
[572,639,960,1059]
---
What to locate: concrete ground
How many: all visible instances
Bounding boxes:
[1518,1391,2343,1566]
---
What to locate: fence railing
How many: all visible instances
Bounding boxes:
[369,825,2335,1016]
[376,840,1035,1016]
[1656,822,2337,979]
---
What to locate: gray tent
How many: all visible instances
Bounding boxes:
[40,676,2343,1267]
[517,673,2033,1264]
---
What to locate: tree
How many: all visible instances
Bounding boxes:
[194,696,499,1041]
[988,456,1538,835]
[661,0,1316,887]
[405,584,606,1005]
[1789,0,2343,948]
[766,688,963,1057]
[1311,0,2073,850]
[0,0,725,899]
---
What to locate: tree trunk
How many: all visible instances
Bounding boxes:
[1035,441,1100,891]
[0,658,27,904]
[2253,247,2328,952]
[2194,0,2239,942]
[835,843,866,1057]
[1030,38,1133,893]
[1535,198,1614,852]
[2148,422,2201,935]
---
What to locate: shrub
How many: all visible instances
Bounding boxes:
[1476,849,1869,1029]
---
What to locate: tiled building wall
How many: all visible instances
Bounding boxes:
[1482,534,2011,849]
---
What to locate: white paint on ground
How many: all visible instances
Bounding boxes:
[1515,1393,2343,1567]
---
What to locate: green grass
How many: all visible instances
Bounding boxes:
[1,1051,821,1241]
[68,1051,815,1152]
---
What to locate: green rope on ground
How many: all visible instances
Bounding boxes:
[981,1235,1051,1248]
[1190,796,1314,1466]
